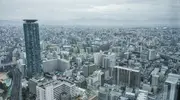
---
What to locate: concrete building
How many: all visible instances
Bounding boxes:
[87,70,104,89]
[148,49,156,60]
[163,73,180,100]
[98,87,110,100]
[136,90,148,100]
[151,74,159,86]
[23,19,42,78]
[81,63,97,77]
[94,51,105,67]
[74,75,87,89]
[36,80,76,100]
[102,57,110,69]
[151,68,160,86]
[113,66,140,88]
[60,92,71,100]
[102,53,116,69]
[98,86,122,100]
[42,58,70,73]
[76,57,82,67]
[28,78,39,94]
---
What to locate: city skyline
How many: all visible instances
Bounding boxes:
[0,0,180,100]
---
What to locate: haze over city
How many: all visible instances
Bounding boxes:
[0,0,179,26]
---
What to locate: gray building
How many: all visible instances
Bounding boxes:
[28,78,39,94]
[112,66,140,88]
[81,63,97,77]
[102,57,110,69]
[42,59,70,73]
[23,19,42,78]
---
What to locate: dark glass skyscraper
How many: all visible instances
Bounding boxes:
[23,19,42,78]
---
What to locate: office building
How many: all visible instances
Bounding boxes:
[136,90,148,100]
[111,46,121,54]
[87,70,104,89]
[74,75,87,89]
[98,85,122,100]
[42,58,70,73]
[23,19,42,78]
[138,45,143,53]
[81,63,97,77]
[112,66,140,88]
[148,49,156,60]
[151,68,160,86]
[94,51,105,67]
[151,74,159,86]
[98,87,110,100]
[76,57,82,67]
[104,53,116,67]
[28,78,39,94]
[102,57,110,69]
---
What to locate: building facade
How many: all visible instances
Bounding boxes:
[163,73,180,100]
[36,80,76,100]
[113,66,140,88]
[23,20,42,78]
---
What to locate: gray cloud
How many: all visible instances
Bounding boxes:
[0,0,179,25]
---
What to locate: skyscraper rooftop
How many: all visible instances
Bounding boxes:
[23,19,37,23]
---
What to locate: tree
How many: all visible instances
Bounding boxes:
[7,71,13,79]
[0,82,8,94]
[22,87,29,100]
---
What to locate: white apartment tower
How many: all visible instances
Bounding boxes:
[36,80,76,100]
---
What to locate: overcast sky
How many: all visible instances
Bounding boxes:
[0,0,179,25]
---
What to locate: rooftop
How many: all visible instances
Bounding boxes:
[114,66,140,72]
[165,73,180,84]
[23,19,37,23]
[37,78,75,89]
[165,77,178,84]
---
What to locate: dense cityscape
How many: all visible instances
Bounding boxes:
[0,19,180,100]
[0,0,180,100]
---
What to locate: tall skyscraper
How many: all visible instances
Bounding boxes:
[23,19,42,78]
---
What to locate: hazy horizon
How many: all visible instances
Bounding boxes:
[0,0,179,26]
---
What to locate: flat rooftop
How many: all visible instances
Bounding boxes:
[165,73,180,84]
[114,66,140,72]
[23,19,37,23]
[38,79,75,89]
[165,77,178,84]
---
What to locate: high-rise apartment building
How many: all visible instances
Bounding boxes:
[102,57,110,69]
[112,66,140,88]
[23,19,42,78]
[94,51,105,67]
[163,73,180,100]
[148,49,156,60]
[36,80,76,100]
